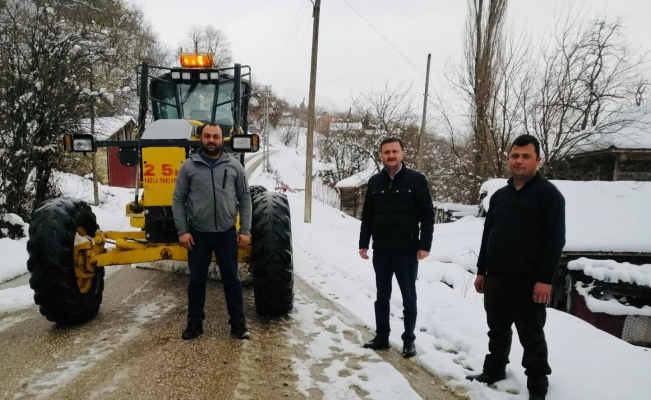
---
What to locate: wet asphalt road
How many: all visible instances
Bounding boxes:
[0,266,462,400]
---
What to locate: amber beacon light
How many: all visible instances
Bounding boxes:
[180,54,214,68]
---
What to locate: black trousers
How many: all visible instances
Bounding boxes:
[483,275,551,396]
[187,228,244,325]
[372,251,418,342]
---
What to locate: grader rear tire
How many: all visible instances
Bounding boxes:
[27,197,104,324]
[251,192,293,316]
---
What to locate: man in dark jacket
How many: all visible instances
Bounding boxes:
[359,137,434,358]
[173,123,252,341]
[467,135,566,400]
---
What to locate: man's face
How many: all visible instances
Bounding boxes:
[508,143,541,179]
[201,125,223,156]
[380,141,404,169]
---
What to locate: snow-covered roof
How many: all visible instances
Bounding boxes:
[329,122,362,132]
[80,115,135,140]
[480,179,651,253]
[335,167,377,188]
[578,107,651,152]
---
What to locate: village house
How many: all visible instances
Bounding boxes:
[549,113,651,181]
[80,115,137,187]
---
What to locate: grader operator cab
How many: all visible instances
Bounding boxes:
[26,55,294,324]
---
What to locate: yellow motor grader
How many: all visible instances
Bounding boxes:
[26,55,293,324]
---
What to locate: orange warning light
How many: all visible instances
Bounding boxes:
[179,54,214,68]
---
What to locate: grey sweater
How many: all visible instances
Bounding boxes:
[172,152,252,236]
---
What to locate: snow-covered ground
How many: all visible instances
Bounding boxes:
[2,128,651,399]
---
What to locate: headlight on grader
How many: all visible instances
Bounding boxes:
[64,133,96,153]
[231,134,260,153]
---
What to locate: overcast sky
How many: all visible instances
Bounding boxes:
[129,0,650,110]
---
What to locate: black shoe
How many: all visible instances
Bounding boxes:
[402,341,417,358]
[466,372,506,385]
[181,321,203,340]
[529,395,545,400]
[363,336,390,350]
[230,318,250,340]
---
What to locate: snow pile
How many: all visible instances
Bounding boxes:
[481,179,651,253]
[0,214,30,283]
[569,258,651,287]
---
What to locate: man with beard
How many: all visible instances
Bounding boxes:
[467,134,565,400]
[173,123,252,340]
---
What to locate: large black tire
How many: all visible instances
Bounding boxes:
[251,192,294,316]
[27,197,104,324]
[249,185,268,201]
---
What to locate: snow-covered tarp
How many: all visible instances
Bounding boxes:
[335,167,377,188]
[480,179,651,253]
[80,115,135,140]
[569,258,651,288]
[575,282,651,317]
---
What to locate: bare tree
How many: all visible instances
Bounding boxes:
[350,81,420,169]
[522,8,650,176]
[464,0,509,185]
[181,25,232,67]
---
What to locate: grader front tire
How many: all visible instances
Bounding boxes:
[26,197,105,324]
[251,192,294,316]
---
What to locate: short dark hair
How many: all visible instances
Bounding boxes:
[197,123,221,136]
[510,134,540,158]
[379,137,403,152]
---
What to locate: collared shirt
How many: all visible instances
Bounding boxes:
[388,163,402,180]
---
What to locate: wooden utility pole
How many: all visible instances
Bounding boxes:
[90,73,100,206]
[304,0,321,223]
[417,53,431,172]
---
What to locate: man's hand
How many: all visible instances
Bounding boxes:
[359,248,369,260]
[179,233,194,251]
[237,234,251,248]
[417,250,429,260]
[474,275,485,294]
[533,282,552,304]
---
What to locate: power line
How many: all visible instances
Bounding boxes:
[342,0,426,80]
[269,0,309,83]
[269,0,313,84]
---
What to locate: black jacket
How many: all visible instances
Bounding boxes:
[359,164,434,253]
[476,173,566,284]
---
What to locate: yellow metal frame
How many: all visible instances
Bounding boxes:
[75,230,251,271]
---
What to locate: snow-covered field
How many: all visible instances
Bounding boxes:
[2,128,651,399]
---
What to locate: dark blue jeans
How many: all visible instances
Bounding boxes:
[187,227,244,324]
[372,251,418,342]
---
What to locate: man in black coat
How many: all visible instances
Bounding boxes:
[359,137,434,358]
[467,135,566,400]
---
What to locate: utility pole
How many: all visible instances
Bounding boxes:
[89,71,99,206]
[417,53,431,172]
[261,86,272,172]
[304,0,321,223]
